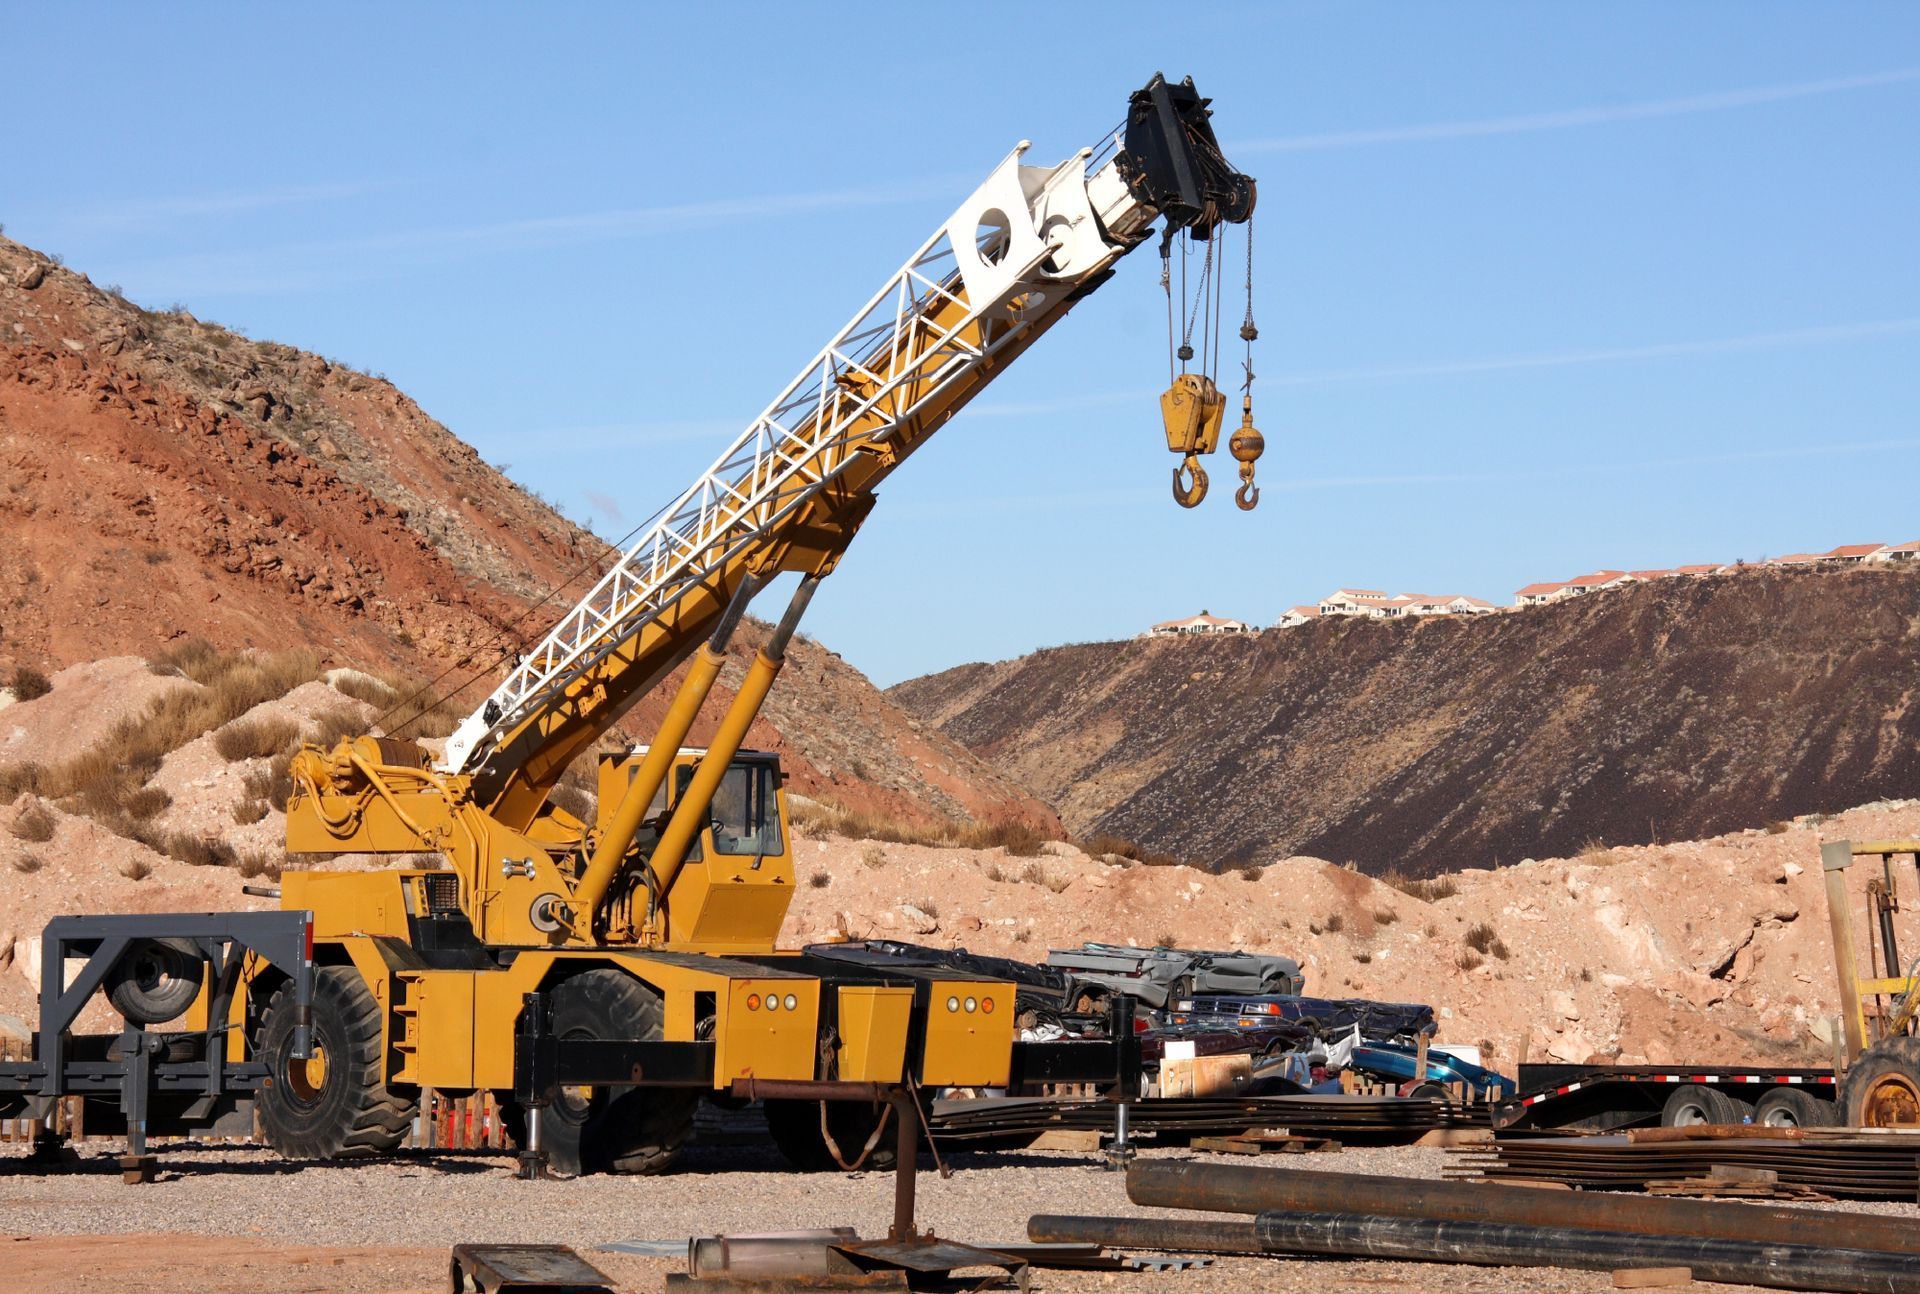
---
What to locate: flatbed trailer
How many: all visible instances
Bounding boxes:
[1495,1062,1840,1131]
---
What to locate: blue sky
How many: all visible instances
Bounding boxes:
[6,4,1917,686]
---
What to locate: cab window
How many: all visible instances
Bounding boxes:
[673,761,783,858]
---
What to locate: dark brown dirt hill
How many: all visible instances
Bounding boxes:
[890,565,1920,872]
[0,235,1051,830]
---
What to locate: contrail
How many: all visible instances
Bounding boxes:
[1236,66,1920,153]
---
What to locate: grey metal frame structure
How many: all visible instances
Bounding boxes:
[0,911,314,1158]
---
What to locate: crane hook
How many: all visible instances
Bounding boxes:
[1172,454,1208,508]
[1228,396,1264,512]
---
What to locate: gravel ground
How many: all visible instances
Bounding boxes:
[5,1140,1905,1293]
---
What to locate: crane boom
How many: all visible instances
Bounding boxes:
[439,75,1255,831]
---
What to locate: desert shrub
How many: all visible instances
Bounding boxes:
[1465,922,1511,960]
[8,804,55,842]
[1085,833,1144,861]
[232,797,271,826]
[123,786,171,820]
[1354,950,1373,964]
[913,897,940,919]
[213,714,300,761]
[157,832,238,868]
[1578,839,1615,866]
[377,678,462,739]
[1324,912,1346,934]
[1374,907,1399,925]
[328,671,397,707]
[247,752,298,811]
[7,666,51,701]
[1765,820,1790,835]
[548,781,594,823]
[808,871,831,889]
[1238,864,1265,882]
[0,761,47,806]
[860,844,886,869]
[1383,870,1459,902]
[1456,948,1484,972]
[149,638,223,682]
[983,860,1005,882]
[1154,931,1178,949]
[117,856,153,881]
[10,851,44,873]
[1011,928,1031,943]
[785,797,1051,856]
[236,849,282,879]
[306,706,363,751]
[1020,861,1073,892]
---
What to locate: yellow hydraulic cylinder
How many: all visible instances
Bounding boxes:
[571,575,759,933]
[647,577,819,915]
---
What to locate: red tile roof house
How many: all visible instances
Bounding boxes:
[1401,594,1499,617]
[1274,605,1321,628]
[1565,569,1631,592]
[1318,588,1391,617]
[1514,580,1573,608]
[1767,553,1825,567]
[1627,569,1676,582]
[1145,610,1254,637]
[1869,541,1920,563]
[1672,564,1724,576]
[1823,543,1887,563]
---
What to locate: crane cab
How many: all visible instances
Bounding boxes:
[594,747,796,950]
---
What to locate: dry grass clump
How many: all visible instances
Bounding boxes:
[1011,927,1032,944]
[790,797,1048,856]
[1323,912,1346,934]
[236,849,283,880]
[1354,950,1373,964]
[232,797,271,826]
[10,851,45,874]
[212,714,300,761]
[123,786,171,820]
[328,671,397,707]
[1456,947,1485,972]
[1578,839,1616,866]
[1765,820,1791,835]
[1,645,317,846]
[1083,832,1179,867]
[807,871,831,889]
[1237,863,1264,882]
[8,804,55,843]
[377,678,463,739]
[1382,870,1460,902]
[912,896,940,919]
[1464,921,1510,960]
[7,665,52,701]
[117,856,153,881]
[860,844,886,869]
[1374,906,1399,925]
[245,755,297,814]
[154,832,238,869]
[306,706,364,751]
[1019,861,1073,893]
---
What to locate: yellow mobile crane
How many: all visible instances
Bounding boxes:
[230,75,1258,1176]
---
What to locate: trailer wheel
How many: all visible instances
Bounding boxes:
[105,938,202,1025]
[764,1097,898,1172]
[518,970,695,1176]
[1841,1035,1920,1127]
[1754,1086,1839,1128]
[1660,1084,1742,1127]
[257,967,416,1159]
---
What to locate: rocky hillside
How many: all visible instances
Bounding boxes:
[0,236,1050,829]
[893,565,1920,872]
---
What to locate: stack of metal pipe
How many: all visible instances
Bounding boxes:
[1029,1161,1920,1294]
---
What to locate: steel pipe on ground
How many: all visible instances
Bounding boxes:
[1125,1160,1920,1256]
[1028,1212,1920,1294]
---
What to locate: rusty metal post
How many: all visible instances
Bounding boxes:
[890,1089,918,1241]
[1822,839,1868,1064]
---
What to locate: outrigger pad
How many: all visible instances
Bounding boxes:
[450,1244,615,1294]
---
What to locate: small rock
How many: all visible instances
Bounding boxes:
[61,337,85,352]
[898,904,938,934]
[17,263,45,290]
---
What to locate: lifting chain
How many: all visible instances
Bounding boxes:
[1158,215,1260,510]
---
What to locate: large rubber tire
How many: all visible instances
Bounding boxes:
[763,1098,899,1173]
[105,938,202,1026]
[1660,1083,1743,1127]
[527,970,697,1177]
[1754,1085,1839,1129]
[257,967,416,1159]
[1842,1035,1920,1127]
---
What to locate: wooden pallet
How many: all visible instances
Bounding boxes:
[1190,1129,1340,1156]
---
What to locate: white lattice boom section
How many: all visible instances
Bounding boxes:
[442,139,1158,775]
